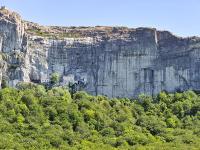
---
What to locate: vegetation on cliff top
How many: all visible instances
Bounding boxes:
[0,82,200,149]
[26,28,82,39]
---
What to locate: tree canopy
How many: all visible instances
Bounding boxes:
[50,72,60,85]
[0,83,200,149]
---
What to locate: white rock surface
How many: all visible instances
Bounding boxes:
[0,8,200,97]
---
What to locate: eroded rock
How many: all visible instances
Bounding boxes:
[0,7,200,97]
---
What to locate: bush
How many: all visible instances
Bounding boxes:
[50,73,60,85]
[0,87,199,149]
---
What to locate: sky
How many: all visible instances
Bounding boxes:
[1,0,200,37]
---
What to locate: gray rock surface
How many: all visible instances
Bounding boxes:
[1,7,200,97]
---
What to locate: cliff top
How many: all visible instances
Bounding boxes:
[0,6,21,24]
[0,7,200,41]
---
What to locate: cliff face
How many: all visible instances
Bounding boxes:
[1,7,200,97]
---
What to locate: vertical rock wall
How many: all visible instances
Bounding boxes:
[1,8,200,97]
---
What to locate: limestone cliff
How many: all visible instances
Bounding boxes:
[1,7,200,97]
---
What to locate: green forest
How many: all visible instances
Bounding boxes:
[0,82,200,149]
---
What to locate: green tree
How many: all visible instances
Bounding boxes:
[50,72,60,85]
[1,79,8,89]
[0,87,199,149]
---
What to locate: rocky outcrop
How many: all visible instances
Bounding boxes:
[1,7,200,97]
